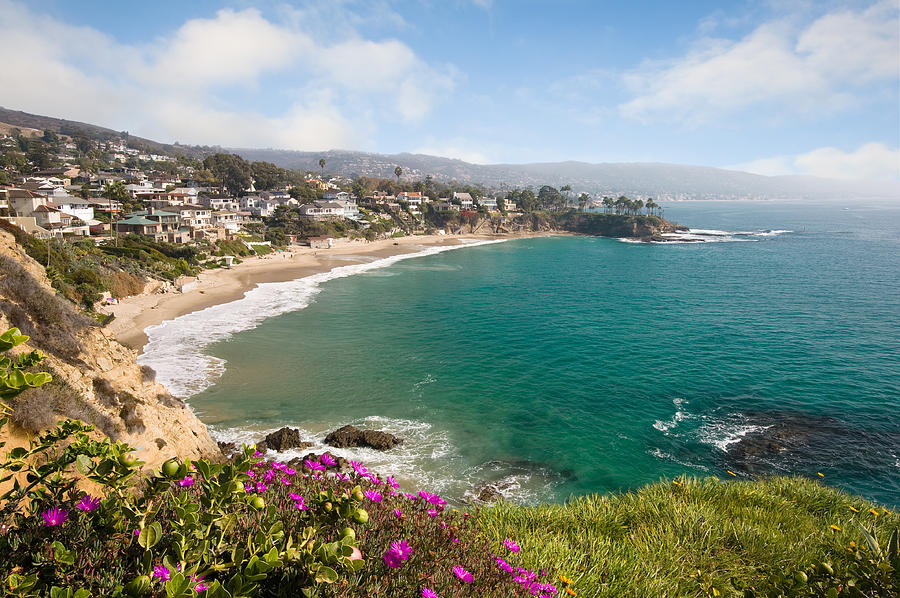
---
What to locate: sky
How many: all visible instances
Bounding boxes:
[1,0,898,181]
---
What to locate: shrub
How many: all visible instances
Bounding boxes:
[0,256,91,361]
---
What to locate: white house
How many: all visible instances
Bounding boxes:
[478,197,498,212]
[298,201,344,221]
[452,192,475,210]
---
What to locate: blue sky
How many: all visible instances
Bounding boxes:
[1,0,898,180]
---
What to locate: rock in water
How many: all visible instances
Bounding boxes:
[324,425,403,450]
[262,427,312,452]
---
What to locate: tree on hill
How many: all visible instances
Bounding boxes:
[578,192,590,212]
[394,166,403,182]
[251,161,286,191]
[203,153,251,196]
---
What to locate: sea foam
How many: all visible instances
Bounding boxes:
[139,239,507,399]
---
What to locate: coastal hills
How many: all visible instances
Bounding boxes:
[2,106,896,200]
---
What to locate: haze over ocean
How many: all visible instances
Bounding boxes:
[145,200,900,506]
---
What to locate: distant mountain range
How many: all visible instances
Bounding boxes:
[2,106,897,200]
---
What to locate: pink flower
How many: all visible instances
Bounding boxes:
[364,490,383,503]
[393,509,404,519]
[41,507,68,526]
[305,459,325,471]
[349,546,363,561]
[288,493,303,501]
[503,538,520,553]
[284,468,297,476]
[382,539,412,568]
[75,495,101,512]
[386,476,400,489]
[320,453,337,466]
[453,566,474,583]
[255,482,268,493]
[421,588,439,598]
[350,460,369,477]
[176,476,195,487]
[152,564,170,581]
[427,509,439,517]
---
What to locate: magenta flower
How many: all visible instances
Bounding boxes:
[386,476,400,488]
[364,490,383,503]
[75,495,101,512]
[496,557,514,574]
[393,508,404,519]
[350,460,369,477]
[263,470,276,482]
[285,467,297,476]
[41,507,68,526]
[176,476,195,487]
[421,588,439,598]
[320,453,337,466]
[255,482,268,493]
[195,582,209,592]
[152,564,171,581]
[503,538,521,553]
[382,539,413,568]
[453,566,474,583]
[253,450,264,457]
[427,509,439,517]
[304,459,325,471]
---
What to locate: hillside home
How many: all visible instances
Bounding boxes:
[298,201,344,221]
[503,198,518,212]
[478,197,498,212]
[6,188,48,217]
[397,191,426,213]
[322,191,350,201]
[213,211,240,233]
[452,192,475,210]
[114,215,162,237]
[175,205,212,230]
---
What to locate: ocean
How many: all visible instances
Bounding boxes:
[140,199,900,507]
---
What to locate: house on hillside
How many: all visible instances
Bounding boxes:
[298,201,344,221]
[452,192,474,210]
[397,191,426,213]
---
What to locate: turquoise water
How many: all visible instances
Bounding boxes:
[152,200,900,506]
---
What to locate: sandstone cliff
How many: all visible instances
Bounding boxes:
[0,230,221,469]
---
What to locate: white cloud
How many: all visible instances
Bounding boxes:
[730,142,900,181]
[621,1,899,124]
[0,1,455,149]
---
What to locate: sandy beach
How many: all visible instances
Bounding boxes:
[100,233,545,351]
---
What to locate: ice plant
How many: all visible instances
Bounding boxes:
[364,490,383,503]
[320,453,337,466]
[75,495,101,512]
[503,538,521,553]
[41,507,68,527]
[176,476,194,487]
[304,459,325,471]
[383,539,413,568]
[421,588,439,598]
[453,566,474,583]
[151,565,171,581]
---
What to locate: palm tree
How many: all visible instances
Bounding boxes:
[633,199,644,216]
[318,158,326,173]
[645,198,657,216]
[578,192,590,212]
[560,185,572,208]
[602,196,614,214]
[394,166,403,183]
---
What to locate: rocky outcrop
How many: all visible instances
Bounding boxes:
[258,427,313,453]
[555,213,686,239]
[0,230,222,471]
[324,425,403,451]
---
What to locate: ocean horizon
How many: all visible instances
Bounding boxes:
[141,199,900,507]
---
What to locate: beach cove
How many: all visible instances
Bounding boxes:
[102,232,551,351]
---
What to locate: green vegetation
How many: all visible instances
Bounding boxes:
[480,476,899,597]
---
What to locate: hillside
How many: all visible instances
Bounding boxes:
[0,229,220,470]
[3,106,896,200]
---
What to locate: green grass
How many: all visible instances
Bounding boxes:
[477,476,899,597]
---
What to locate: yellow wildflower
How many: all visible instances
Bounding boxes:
[869,508,880,516]
[849,506,859,513]
[565,587,577,596]
[830,525,841,531]
[817,472,825,478]
[727,470,737,477]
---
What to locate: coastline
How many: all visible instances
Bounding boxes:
[101,232,554,352]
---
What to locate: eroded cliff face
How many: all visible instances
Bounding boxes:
[0,231,221,469]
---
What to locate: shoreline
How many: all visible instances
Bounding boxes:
[101,232,555,352]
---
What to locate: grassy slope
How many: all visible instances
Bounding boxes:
[478,476,898,597]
